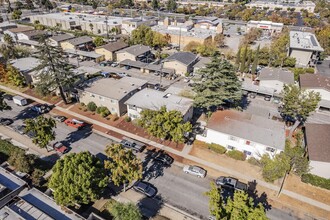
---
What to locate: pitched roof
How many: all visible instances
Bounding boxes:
[65,36,93,46]
[98,41,128,52]
[207,110,286,150]
[299,74,330,92]
[117,44,150,56]
[49,33,75,42]
[20,30,46,37]
[10,57,41,72]
[125,88,193,116]
[6,26,34,33]
[305,123,330,163]
[258,67,294,84]
[165,52,197,66]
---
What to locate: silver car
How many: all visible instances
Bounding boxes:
[183,165,206,178]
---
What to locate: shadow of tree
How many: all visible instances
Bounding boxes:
[14,106,39,121]
[247,180,272,211]
[142,149,171,181]
[64,124,93,145]
[138,194,164,218]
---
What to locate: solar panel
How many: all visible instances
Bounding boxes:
[310,36,319,47]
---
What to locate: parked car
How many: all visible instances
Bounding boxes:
[116,72,129,77]
[53,142,69,154]
[14,125,26,135]
[133,181,157,197]
[120,137,145,153]
[64,118,87,129]
[0,118,13,126]
[183,77,190,83]
[111,62,118,67]
[26,130,36,139]
[264,96,271,101]
[215,176,247,191]
[13,96,27,106]
[153,152,173,165]
[183,165,206,178]
[53,115,67,122]
[31,104,51,114]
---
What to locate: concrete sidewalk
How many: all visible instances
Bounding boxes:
[1,85,330,213]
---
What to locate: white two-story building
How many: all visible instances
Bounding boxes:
[197,110,286,158]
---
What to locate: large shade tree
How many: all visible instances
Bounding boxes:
[24,116,56,149]
[105,144,142,192]
[35,37,75,104]
[193,57,242,111]
[49,152,108,206]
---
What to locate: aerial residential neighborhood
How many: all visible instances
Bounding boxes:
[0,0,330,220]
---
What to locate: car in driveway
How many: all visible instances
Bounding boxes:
[53,142,69,154]
[0,118,13,126]
[14,125,26,135]
[53,115,67,122]
[183,165,206,178]
[153,152,173,165]
[133,181,157,197]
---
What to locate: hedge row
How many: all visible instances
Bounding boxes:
[226,150,246,161]
[0,139,21,162]
[208,143,227,154]
[301,173,330,190]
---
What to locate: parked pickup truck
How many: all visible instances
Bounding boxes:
[215,176,247,191]
[120,137,145,153]
[31,104,51,114]
[64,118,87,129]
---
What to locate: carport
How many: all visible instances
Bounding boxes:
[242,82,275,96]
[119,59,147,72]
[144,64,175,76]
[64,49,105,63]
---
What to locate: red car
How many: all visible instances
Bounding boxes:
[53,142,69,154]
[64,118,87,129]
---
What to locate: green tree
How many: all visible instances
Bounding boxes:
[260,153,289,182]
[92,0,98,10]
[120,0,134,7]
[8,149,33,173]
[110,202,142,220]
[105,144,142,192]
[283,57,296,67]
[152,0,159,10]
[245,49,252,72]
[235,47,241,67]
[24,116,56,149]
[269,31,289,67]
[214,33,225,47]
[49,152,108,206]
[316,26,330,55]
[11,9,22,20]
[138,106,192,142]
[6,64,25,87]
[251,45,259,75]
[205,182,224,219]
[35,37,75,104]
[31,168,45,186]
[193,57,242,111]
[240,45,248,73]
[0,92,8,111]
[131,25,154,46]
[153,32,168,48]
[196,42,218,57]
[93,36,105,47]
[166,0,177,12]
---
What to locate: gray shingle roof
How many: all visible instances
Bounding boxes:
[207,110,286,150]
[98,41,128,52]
[165,52,197,66]
[66,36,93,46]
[305,123,330,163]
[49,33,75,43]
[258,67,294,84]
[117,44,150,56]
[299,74,330,92]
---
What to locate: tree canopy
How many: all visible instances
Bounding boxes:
[281,84,320,122]
[109,202,142,220]
[131,25,168,48]
[0,92,9,111]
[166,0,177,12]
[49,152,108,206]
[137,106,192,143]
[35,37,75,104]
[93,36,105,47]
[193,57,242,111]
[24,116,56,149]
[105,144,142,191]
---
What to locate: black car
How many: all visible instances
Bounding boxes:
[31,104,51,114]
[154,153,173,165]
[53,115,67,122]
[0,118,13,126]
[133,181,157,197]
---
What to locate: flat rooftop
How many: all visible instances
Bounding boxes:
[65,49,103,59]
[125,88,193,116]
[10,57,40,73]
[152,26,215,39]
[0,167,26,197]
[8,188,85,220]
[82,77,148,100]
[290,31,324,52]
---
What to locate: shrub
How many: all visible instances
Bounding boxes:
[96,106,110,117]
[208,143,226,154]
[87,101,97,112]
[112,113,119,121]
[80,102,85,107]
[227,150,246,161]
[305,67,315,74]
[301,173,330,190]
[125,116,131,122]
[96,106,102,114]
[247,157,261,166]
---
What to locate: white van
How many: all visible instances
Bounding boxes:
[13,96,28,106]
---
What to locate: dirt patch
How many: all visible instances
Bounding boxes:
[189,143,265,182]
[284,174,330,205]
[116,120,185,151]
[24,88,61,104]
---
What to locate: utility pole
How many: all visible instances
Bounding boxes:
[178,27,181,51]
[105,16,109,39]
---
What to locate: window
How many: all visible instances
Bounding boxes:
[266,147,275,153]
[228,136,239,142]
[227,145,235,150]
[244,150,252,156]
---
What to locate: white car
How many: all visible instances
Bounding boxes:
[183,165,206,178]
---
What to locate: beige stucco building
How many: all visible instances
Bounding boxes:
[163,52,198,76]
[116,45,151,62]
[78,77,148,116]
[60,36,93,50]
[95,41,128,61]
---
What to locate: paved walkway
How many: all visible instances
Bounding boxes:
[2,85,330,213]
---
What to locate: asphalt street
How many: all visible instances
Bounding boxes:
[0,98,299,219]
